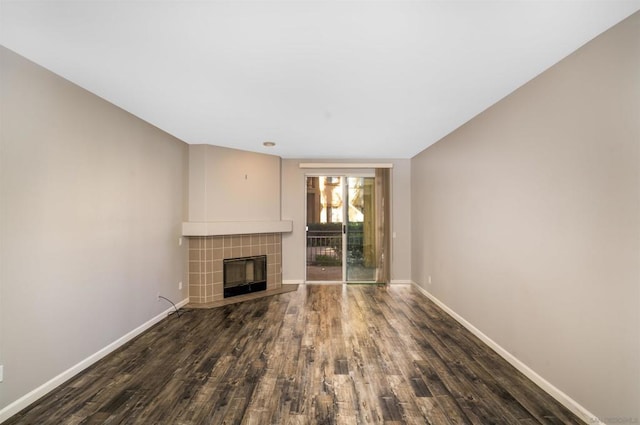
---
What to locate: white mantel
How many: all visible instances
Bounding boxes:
[182,220,293,237]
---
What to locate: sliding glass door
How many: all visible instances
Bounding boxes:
[306,176,344,281]
[306,175,376,282]
[345,177,376,282]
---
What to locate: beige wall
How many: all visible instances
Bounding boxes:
[0,47,188,411]
[188,144,281,222]
[281,159,411,283]
[411,12,639,422]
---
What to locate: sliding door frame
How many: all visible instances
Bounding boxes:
[304,171,375,283]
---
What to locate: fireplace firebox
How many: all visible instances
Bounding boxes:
[223,255,267,298]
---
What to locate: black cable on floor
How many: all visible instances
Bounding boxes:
[158,295,182,318]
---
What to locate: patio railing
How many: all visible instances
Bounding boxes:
[306,228,364,266]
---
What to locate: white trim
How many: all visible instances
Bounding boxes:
[0,298,189,424]
[299,163,393,169]
[409,282,603,425]
[304,171,374,178]
[182,220,292,236]
[283,279,305,285]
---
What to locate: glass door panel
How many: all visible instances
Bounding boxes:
[306,176,344,281]
[346,177,376,282]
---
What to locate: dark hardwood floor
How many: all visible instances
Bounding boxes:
[6,284,585,424]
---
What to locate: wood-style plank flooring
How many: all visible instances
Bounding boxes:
[6,284,585,424]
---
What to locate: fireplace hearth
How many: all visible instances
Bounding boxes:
[223,255,267,298]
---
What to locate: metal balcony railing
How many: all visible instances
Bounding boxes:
[306,229,364,266]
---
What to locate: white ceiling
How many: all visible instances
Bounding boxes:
[1,1,639,159]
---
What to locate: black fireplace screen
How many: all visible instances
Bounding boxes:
[223,255,267,298]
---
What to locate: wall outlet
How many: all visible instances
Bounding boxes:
[428,275,432,284]
[178,281,183,290]
[0,365,4,382]
[178,237,183,246]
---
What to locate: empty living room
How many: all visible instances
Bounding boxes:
[0,1,638,424]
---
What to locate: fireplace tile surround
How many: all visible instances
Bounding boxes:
[188,233,282,304]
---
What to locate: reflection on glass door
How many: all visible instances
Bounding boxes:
[306,176,344,281]
[346,177,376,282]
[305,175,376,282]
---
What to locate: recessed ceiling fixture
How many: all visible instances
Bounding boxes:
[263,141,276,147]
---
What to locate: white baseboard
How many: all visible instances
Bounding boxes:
[390,279,412,284]
[410,282,603,425]
[0,298,190,424]
[283,279,305,285]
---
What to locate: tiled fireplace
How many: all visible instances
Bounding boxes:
[188,233,282,304]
